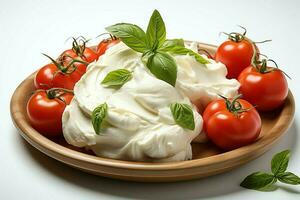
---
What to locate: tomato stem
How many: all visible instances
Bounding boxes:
[219,94,254,115]
[43,53,89,76]
[253,39,272,44]
[96,33,118,41]
[71,36,90,59]
[252,57,291,79]
[44,88,74,104]
[42,53,68,73]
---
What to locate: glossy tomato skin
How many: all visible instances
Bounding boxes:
[238,66,288,111]
[81,47,99,63]
[34,63,83,90]
[203,99,261,150]
[26,91,73,137]
[97,39,120,57]
[215,40,254,79]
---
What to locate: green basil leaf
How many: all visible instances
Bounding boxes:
[277,172,300,185]
[101,69,132,88]
[160,44,210,64]
[271,150,290,175]
[106,23,148,53]
[92,103,108,135]
[145,51,177,86]
[240,172,276,191]
[161,39,185,48]
[170,103,195,130]
[146,9,166,50]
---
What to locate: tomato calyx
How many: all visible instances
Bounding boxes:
[96,33,119,47]
[252,56,291,79]
[43,53,88,75]
[97,33,118,41]
[70,36,90,59]
[39,88,74,103]
[221,26,247,43]
[219,94,254,115]
[254,58,273,73]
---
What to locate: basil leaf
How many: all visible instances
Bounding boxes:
[277,172,300,185]
[106,23,148,53]
[240,172,276,191]
[92,103,108,135]
[146,9,166,50]
[101,69,132,88]
[271,150,290,175]
[145,51,177,86]
[170,103,195,130]
[160,44,210,64]
[161,39,185,48]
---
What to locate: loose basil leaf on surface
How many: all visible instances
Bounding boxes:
[241,149,300,191]
[271,150,290,175]
[92,103,108,135]
[146,51,177,86]
[146,9,166,50]
[160,44,210,64]
[240,172,277,191]
[106,23,148,53]
[277,172,300,185]
[101,69,132,88]
[170,103,195,130]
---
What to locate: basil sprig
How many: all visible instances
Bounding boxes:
[106,10,209,86]
[92,103,108,135]
[170,103,195,130]
[241,150,300,191]
[101,69,132,88]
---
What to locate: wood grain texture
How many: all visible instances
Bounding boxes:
[10,42,295,182]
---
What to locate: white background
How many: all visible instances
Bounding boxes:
[1,0,300,199]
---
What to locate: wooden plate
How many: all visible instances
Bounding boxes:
[10,42,295,182]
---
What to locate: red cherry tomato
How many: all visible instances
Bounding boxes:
[203,96,261,150]
[26,89,73,137]
[34,63,83,90]
[215,39,254,79]
[97,38,120,57]
[238,63,288,111]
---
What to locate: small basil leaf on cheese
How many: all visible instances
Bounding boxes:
[92,103,108,135]
[170,103,195,130]
[101,69,132,88]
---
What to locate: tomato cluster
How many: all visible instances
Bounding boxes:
[202,27,289,151]
[27,36,119,138]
